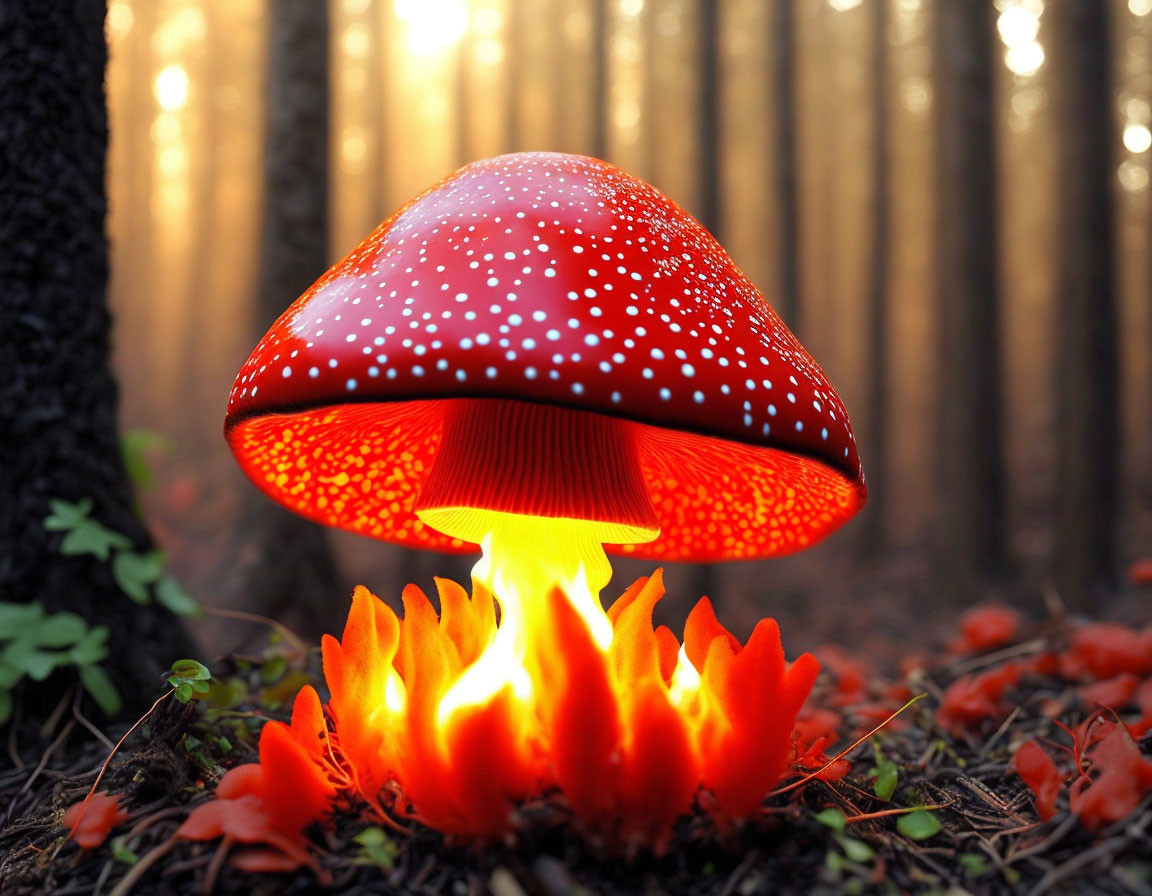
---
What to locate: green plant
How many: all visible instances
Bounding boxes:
[0,602,120,724]
[167,659,212,703]
[44,498,199,616]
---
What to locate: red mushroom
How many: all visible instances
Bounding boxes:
[226,152,865,564]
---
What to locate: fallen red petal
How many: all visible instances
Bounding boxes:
[63,791,129,850]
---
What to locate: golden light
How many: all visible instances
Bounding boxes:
[394,0,470,57]
[1131,0,1152,16]
[620,0,645,16]
[1005,42,1045,77]
[107,1,133,37]
[998,2,1045,77]
[153,64,190,111]
[1118,160,1150,192]
[1125,123,1152,154]
[828,0,863,10]
[342,23,370,58]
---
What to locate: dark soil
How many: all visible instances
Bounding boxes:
[3,597,1152,896]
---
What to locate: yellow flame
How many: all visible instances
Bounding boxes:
[435,514,617,727]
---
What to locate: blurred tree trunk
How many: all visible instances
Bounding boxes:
[235,0,346,636]
[861,0,889,553]
[688,0,721,603]
[591,0,607,159]
[697,0,720,238]
[1050,1,1118,607]
[503,0,522,153]
[770,0,799,330]
[932,1,1006,597]
[0,1,192,715]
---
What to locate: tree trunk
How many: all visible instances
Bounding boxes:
[697,0,720,238]
[236,0,346,637]
[1051,1,1118,607]
[0,2,192,714]
[861,0,890,553]
[770,0,800,330]
[591,0,607,159]
[932,1,1006,598]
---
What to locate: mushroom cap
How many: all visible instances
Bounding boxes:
[226,152,865,561]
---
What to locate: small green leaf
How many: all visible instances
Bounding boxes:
[170,659,211,681]
[79,665,122,717]
[217,736,232,753]
[897,810,942,841]
[0,602,46,638]
[873,763,899,801]
[16,647,64,681]
[59,520,132,561]
[815,807,846,832]
[353,827,398,868]
[173,683,194,703]
[959,853,988,877]
[112,551,165,604]
[0,688,12,725]
[33,612,88,648]
[838,836,876,864]
[69,627,110,666]
[44,498,94,531]
[0,661,23,690]
[110,836,139,865]
[260,654,287,685]
[155,577,200,617]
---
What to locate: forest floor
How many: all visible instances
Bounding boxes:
[3,582,1152,896]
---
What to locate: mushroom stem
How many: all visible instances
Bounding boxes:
[415,398,660,547]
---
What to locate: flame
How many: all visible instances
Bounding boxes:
[318,513,820,851]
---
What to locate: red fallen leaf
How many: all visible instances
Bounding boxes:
[1079,674,1140,710]
[794,708,842,748]
[951,604,1021,654]
[1062,623,1152,681]
[935,662,1023,737]
[1129,678,1152,738]
[1029,652,1062,678]
[1013,740,1065,821]
[230,847,308,873]
[1069,724,1152,833]
[816,645,869,707]
[794,735,851,782]
[63,791,129,850]
[1128,558,1152,586]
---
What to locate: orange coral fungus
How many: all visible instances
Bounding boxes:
[315,570,817,852]
[63,791,128,850]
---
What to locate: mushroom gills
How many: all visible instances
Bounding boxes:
[415,398,660,546]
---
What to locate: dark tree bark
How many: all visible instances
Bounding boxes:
[932,1,1006,597]
[1050,1,1118,607]
[0,2,191,713]
[235,0,346,637]
[861,0,890,553]
[770,0,800,330]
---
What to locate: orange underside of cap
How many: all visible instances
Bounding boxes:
[226,399,865,562]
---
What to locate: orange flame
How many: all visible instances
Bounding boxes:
[319,568,819,852]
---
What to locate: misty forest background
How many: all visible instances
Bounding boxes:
[95,0,1151,647]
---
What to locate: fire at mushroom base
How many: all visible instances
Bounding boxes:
[257,564,822,854]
